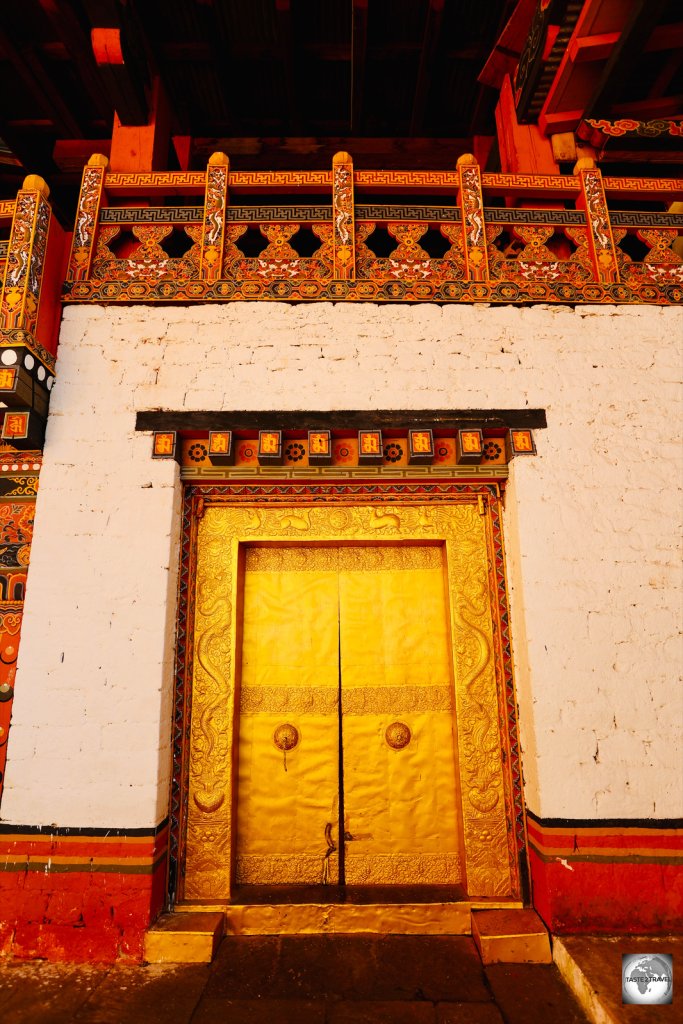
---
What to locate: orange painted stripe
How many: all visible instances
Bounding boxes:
[528,838,683,865]
[526,834,683,854]
[526,821,682,850]
[1,855,158,869]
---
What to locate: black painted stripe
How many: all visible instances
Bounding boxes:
[526,809,683,830]
[0,818,169,838]
[528,844,683,867]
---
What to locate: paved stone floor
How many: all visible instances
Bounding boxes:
[555,934,682,1024]
[0,935,590,1023]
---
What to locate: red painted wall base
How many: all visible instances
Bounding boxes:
[0,825,167,963]
[0,864,167,963]
[2,816,681,960]
[528,816,683,934]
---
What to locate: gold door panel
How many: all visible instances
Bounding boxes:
[237,545,461,888]
[339,547,461,885]
[236,548,340,885]
[186,501,517,902]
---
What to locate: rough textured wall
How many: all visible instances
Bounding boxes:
[3,302,681,828]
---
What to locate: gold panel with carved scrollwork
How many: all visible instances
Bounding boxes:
[185,500,516,901]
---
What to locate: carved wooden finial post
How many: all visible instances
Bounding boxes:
[575,158,620,285]
[456,154,489,283]
[21,175,50,199]
[66,155,109,283]
[201,153,230,282]
[1,175,54,340]
[87,153,110,169]
[332,151,356,281]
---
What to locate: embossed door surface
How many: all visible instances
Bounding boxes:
[236,544,462,888]
[236,548,341,885]
[339,546,462,886]
[189,501,517,903]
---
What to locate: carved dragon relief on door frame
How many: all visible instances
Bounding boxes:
[181,491,523,903]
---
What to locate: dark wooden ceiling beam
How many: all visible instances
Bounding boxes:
[583,0,670,121]
[351,0,368,133]
[36,0,113,124]
[611,95,683,118]
[410,0,444,137]
[0,27,85,138]
[190,136,471,170]
[0,116,52,177]
[80,0,150,125]
[275,0,301,133]
[189,2,241,135]
[648,50,683,101]
[158,42,214,62]
[52,138,111,173]
[136,409,548,434]
[468,0,519,138]
[300,42,352,60]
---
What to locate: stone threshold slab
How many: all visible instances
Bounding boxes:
[176,900,524,936]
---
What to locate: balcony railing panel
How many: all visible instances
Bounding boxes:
[61,154,683,306]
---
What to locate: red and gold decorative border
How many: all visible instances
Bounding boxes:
[157,429,516,478]
[170,479,528,905]
[60,157,683,308]
[0,455,41,809]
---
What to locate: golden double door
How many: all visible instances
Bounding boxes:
[184,499,519,902]
[236,545,462,887]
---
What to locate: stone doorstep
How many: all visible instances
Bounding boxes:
[145,905,550,965]
[143,912,225,964]
[471,909,553,965]
[178,899,524,940]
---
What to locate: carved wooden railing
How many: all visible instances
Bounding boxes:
[0,199,14,281]
[0,176,64,446]
[63,152,683,305]
[0,184,50,807]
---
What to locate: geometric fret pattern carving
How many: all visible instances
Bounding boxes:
[62,156,683,306]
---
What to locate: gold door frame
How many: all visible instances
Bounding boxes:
[184,494,521,901]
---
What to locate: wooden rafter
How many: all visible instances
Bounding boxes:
[0,117,49,178]
[351,0,368,134]
[190,1,240,135]
[36,0,112,124]
[583,0,670,121]
[0,27,85,138]
[81,0,149,126]
[275,0,301,133]
[410,0,444,137]
[190,136,472,170]
[649,50,683,102]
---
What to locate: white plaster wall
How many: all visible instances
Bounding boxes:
[3,301,681,827]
